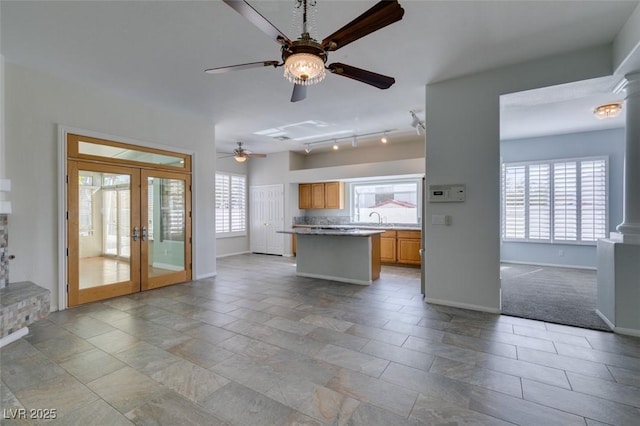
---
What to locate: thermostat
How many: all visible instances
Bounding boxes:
[429,184,465,202]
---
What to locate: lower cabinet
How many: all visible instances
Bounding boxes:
[380,230,397,263]
[397,230,421,265]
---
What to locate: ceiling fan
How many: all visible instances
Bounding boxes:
[220,142,267,162]
[205,0,404,102]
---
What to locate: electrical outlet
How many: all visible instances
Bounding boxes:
[558,250,564,257]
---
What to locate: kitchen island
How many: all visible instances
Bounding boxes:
[278,228,384,285]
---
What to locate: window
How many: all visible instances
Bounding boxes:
[501,157,607,244]
[351,179,420,224]
[215,173,246,235]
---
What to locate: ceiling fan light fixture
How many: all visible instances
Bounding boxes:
[381,132,388,144]
[234,155,247,163]
[593,102,622,119]
[284,53,326,86]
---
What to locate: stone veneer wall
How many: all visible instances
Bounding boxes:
[0,214,8,287]
[0,282,51,338]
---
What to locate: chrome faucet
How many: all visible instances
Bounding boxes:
[369,211,382,224]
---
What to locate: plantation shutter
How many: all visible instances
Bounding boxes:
[580,159,607,241]
[553,162,578,241]
[215,173,246,234]
[503,165,526,239]
[528,164,551,240]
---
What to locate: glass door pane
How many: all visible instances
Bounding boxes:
[142,170,191,290]
[67,161,141,306]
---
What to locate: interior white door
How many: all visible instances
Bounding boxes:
[250,184,284,255]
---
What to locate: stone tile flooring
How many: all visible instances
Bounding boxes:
[2,253,640,425]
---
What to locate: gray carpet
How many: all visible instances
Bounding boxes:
[500,263,610,331]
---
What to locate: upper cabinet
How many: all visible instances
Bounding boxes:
[299,182,344,210]
[324,182,344,209]
[311,183,325,209]
[299,183,312,209]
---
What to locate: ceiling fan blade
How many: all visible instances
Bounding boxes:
[321,0,404,51]
[328,63,395,89]
[205,61,279,74]
[246,153,267,158]
[290,84,307,102]
[223,0,291,45]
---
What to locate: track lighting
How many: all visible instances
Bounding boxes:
[409,110,426,134]
[302,128,396,152]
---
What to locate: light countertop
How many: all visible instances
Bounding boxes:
[278,228,385,237]
[291,224,420,231]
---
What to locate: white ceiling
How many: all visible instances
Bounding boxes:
[1,1,636,155]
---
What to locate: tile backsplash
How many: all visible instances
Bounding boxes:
[293,216,351,226]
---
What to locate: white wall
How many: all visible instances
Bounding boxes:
[216,156,250,257]
[297,137,424,170]
[4,62,217,310]
[425,46,613,313]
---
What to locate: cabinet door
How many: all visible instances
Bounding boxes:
[380,237,397,263]
[397,238,421,265]
[324,181,344,209]
[311,183,325,209]
[299,184,312,209]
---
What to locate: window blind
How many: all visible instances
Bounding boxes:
[215,173,246,234]
[501,156,607,244]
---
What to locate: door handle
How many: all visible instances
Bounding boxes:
[132,226,139,242]
[141,226,147,241]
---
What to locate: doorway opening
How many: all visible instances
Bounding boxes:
[499,77,625,330]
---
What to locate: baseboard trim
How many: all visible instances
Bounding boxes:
[0,327,28,348]
[195,272,217,280]
[425,297,500,314]
[595,309,615,330]
[296,272,371,286]
[613,326,640,337]
[216,251,251,259]
[500,260,596,271]
[594,310,640,336]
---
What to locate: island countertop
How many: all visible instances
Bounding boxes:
[278,228,385,237]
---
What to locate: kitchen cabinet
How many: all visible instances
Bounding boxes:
[380,230,397,263]
[311,183,325,209]
[298,181,344,210]
[396,230,421,265]
[298,184,312,209]
[324,181,344,209]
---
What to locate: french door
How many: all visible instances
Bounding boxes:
[66,134,192,307]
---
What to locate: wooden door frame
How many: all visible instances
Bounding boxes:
[58,126,194,310]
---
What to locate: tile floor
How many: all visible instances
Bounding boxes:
[2,253,640,425]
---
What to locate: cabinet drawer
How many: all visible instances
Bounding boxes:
[381,230,397,238]
[397,230,421,239]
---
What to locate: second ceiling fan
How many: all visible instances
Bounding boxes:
[206,0,404,102]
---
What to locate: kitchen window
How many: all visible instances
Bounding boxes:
[501,156,607,244]
[215,172,246,236]
[351,179,420,224]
